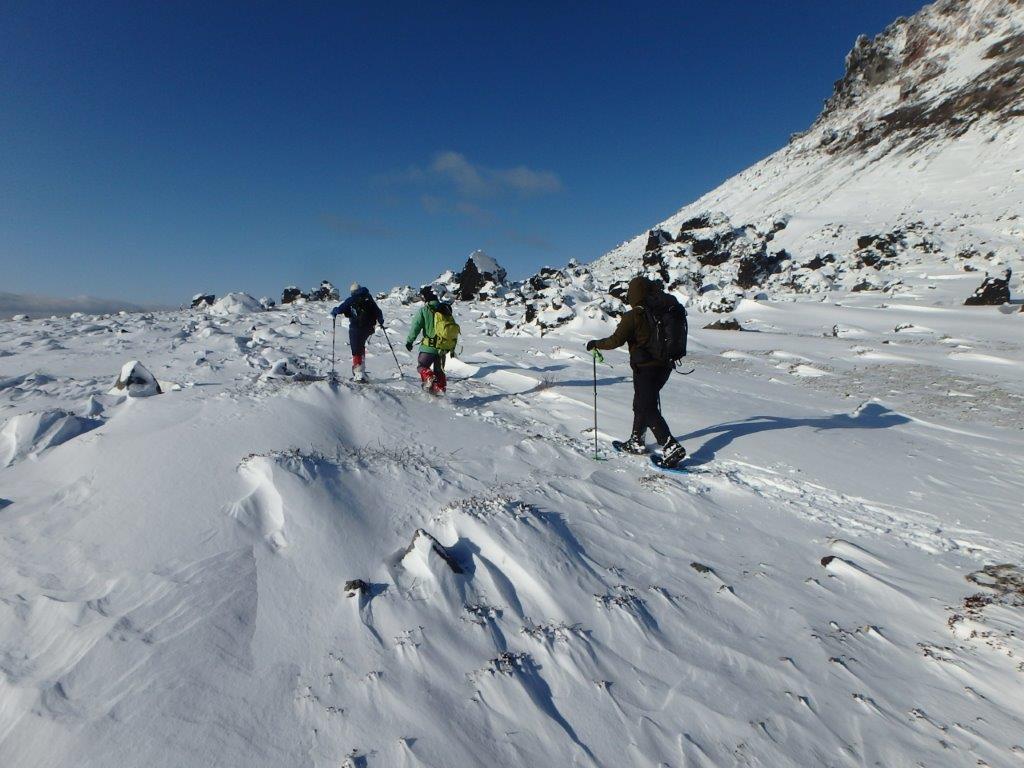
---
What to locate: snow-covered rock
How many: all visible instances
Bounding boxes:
[108,360,162,397]
[440,250,509,301]
[308,281,339,302]
[190,294,215,309]
[210,292,264,316]
[281,286,306,305]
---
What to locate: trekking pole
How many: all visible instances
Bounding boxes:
[330,315,337,384]
[590,348,604,459]
[381,327,404,379]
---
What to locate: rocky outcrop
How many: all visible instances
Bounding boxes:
[281,287,306,304]
[964,269,1012,305]
[309,281,339,302]
[645,229,674,251]
[190,294,215,309]
[452,250,508,301]
[703,318,744,331]
[815,0,1024,154]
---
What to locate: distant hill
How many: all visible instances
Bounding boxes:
[0,292,164,319]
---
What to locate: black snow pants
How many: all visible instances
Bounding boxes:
[631,364,673,444]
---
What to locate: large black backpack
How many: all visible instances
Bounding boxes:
[643,295,688,364]
[350,293,377,330]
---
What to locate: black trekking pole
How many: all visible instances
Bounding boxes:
[590,348,605,459]
[381,327,404,379]
[329,315,337,385]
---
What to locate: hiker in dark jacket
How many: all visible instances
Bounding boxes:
[331,283,384,382]
[404,286,448,394]
[586,276,686,467]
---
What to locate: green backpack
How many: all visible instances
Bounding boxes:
[429,303,461,352]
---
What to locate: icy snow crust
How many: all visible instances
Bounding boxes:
[1,290,1023,767]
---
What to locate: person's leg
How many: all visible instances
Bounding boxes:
[431,353,447,393]
[417,351,436,388]
[645,366,673,444]
[350,327,367,379]
[633,367,665,440]
[630,368,649,441]
[646,365,685,466]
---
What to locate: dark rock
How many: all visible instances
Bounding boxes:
[677,215,712,235]
[858,251,883,269]
[851,280,878,292]
[608,281,630,302]
[691,238,717,256]
[703,318,744,331]
[964,269,1011,306]
[645,229,674,251]
[802,254,835,271]
[857,235,879,250]
[190,294,215,309]
[281,286,306,304]
[736,249,788,289]
[691,236,732,266]
[690,562,715,575]
[309,281,339,302]
[524,303,537,324]
[642,250,663,267]
[344,579,369,596]
[456,256,484,301]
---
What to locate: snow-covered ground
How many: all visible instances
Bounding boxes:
[2,291,1022,767]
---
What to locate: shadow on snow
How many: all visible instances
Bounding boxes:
[680,403,911,467]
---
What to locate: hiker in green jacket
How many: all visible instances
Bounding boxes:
[405,286,450,394]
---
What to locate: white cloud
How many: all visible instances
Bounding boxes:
[385,151,563,198]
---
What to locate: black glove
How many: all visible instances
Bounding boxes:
[586,340,597,351]
[405,341,414,352]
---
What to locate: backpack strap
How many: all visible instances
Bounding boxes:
[425,305,438,348]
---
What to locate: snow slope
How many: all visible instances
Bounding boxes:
[596,0,1024,304]
[1,291,1023,767]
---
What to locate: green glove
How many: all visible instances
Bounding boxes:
[590,348,605,364]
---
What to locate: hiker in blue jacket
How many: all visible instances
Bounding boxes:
[331,284,384,382]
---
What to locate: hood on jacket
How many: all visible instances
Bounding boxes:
[626,276,662,308]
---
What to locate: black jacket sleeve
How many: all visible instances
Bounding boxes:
[593,310,636,350]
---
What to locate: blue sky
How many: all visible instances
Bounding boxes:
[1,1,927,305]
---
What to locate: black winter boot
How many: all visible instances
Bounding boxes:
[618,433,648,454]
[659,437,687,468]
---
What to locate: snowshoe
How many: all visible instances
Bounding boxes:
[652,438,687,470]
[612,434,647,455]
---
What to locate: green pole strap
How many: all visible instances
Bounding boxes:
[590,348,605,364]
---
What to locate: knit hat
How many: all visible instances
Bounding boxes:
[420,286,438,302]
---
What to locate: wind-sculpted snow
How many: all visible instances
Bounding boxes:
[1,289,1022,766]
[0,409,101,467]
